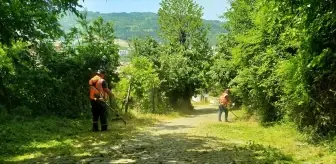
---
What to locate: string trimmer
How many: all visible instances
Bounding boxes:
[88,67,127,125]
[103,101,127,125]
[229,110,238,118]
[229,103,238,118]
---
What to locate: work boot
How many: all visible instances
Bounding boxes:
[101,124,108,131]
[92,123,99,132]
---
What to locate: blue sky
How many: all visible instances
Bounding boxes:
[79,0,230,20]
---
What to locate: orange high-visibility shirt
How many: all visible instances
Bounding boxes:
[89,75,107,100]
[220,93,229,105]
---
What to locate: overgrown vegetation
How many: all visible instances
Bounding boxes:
[197,110,336,163]
[115,0,213,113]
[0,0,212,121]
[0,0,213,160]
[0,13,119,118]
[210,0,336,138]
[1,0,336,162]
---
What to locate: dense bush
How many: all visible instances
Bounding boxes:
[117,0,213,112]
[0,12,119,118]
[212,0,336,137]
[118,56,161,113]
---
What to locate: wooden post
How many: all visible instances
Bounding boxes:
[124,82,131,113]
[151,87,156,113]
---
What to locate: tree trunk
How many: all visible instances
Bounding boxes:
[183,95,194,110]
[0,76,11,112]
[169,91,179,109]
[183,87,194,110]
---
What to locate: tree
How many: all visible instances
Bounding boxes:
[0,0,84,116]
[215,0,336,137]
[0,12,120,117]
[131,37,161,69]
[119,57,160,113]
[158,0,212,110]
[158,0,205,48]
[0,0,82,45]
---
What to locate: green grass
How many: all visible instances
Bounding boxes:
[195,109,336,163]
[0,111,182,163]
[2,106,335,163]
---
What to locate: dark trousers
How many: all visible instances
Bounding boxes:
[90,100,108,131]
[218,104,228,121]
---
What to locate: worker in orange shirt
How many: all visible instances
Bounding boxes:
[89,69,114,131]
[218,89,231,122]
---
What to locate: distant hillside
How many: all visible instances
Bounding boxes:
[59,11,225,46]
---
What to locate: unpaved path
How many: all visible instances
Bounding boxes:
[13,105,333,163]
[78,105,245,164]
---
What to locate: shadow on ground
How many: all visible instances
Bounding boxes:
[150,124,194,131]
[0,114,157,164]
[181,106,218,117]
[1,106,293,164]
[15,132,293,164]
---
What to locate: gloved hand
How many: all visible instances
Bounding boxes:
[229,103,235,109]
[94,98,105,101]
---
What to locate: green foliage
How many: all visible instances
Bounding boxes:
[63,13,120,81]
[131,37,161,69]
[213,0,336,137]
[158,0,204,45]
[0,10,119,117]
[208,34,237,94]
[117,0,213,112]
[59,11,224,46]
[157,0,212,110]
[201,112,336,163]
[0,0,81,45]
[119,57,161,112]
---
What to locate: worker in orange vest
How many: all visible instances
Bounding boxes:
[218,89,231,122]
[89,69,114,131]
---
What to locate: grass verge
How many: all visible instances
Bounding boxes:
[0,111,182,163]
[195,109,336,163]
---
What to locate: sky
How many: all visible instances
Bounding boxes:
[79,0,230,20]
